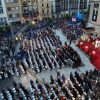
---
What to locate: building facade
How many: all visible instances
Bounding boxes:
[49,0,56,19]
[0,0,8,27]
[38,0,52,20]
[88,0,100,33]
[4,0,22,25]
[20,0,38,22]
[61,0,68,17]
[60,0,89,17]
[55,0,61,18]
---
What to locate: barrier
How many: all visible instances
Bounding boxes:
[0,25,30,37]
[29,22,57,31]
[26,68,43,83]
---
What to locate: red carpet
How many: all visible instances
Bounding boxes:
[78,39,100,70]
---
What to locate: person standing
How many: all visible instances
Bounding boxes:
[69,35,72,45]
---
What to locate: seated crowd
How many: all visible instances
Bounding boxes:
[20,27,81,73]
[0,68,100,100]
[58,19,84,40]
[0,26,82,80]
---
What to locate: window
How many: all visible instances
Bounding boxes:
[6,0,10,3]
[7,7,11,11]
[16,13,20,17]
[28,0,31,5]
[4,17,7,21]
[0,18,3,21]
[0,9,3,14]
[0,0,2,5]
[10,0,14,3]
[34,0,36,5]
[9,14,12,18]
[14,0,18,3]
[23,1,26,5]
[42,4,44,8]
[15,7,19,10]
[47,10,49,14]
[47,3,49,7]
[63,5,64,9]
[11,7,15,11]
[42,10,44,13]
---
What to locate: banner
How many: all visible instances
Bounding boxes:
[72,17,76,22]
[92,4,99,22]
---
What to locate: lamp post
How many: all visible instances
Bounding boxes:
[11,10,13,47]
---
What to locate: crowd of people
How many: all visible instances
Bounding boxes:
[0,19,82,80]
[20,27,81,74]
[58,19,84,43]
[0,69,100,100]
[0,18,99,100]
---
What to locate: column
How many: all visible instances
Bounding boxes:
[68,0,69,15]
[78,0,80,13]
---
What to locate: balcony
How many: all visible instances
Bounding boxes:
[42,13,45,16]
[42,6,45,9]
[47,6,49,8]
[72,8,78,10]
[80,7,86,9]
[47,12,50,15]
[34,2,36,6]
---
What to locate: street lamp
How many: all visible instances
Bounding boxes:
[15,37,18,41]
[32,21,35,25]
[10,10,13,47]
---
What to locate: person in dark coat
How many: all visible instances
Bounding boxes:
[70,72,74,83]
[50,75,54,84]
[69,35,72,45]
[38,64,42,72]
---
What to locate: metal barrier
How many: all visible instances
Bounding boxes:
[26,67,43,84]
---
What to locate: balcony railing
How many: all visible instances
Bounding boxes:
[42,6,45,9]
[42,13,45,15]
[47,12,50,15]
[80,7,87,9]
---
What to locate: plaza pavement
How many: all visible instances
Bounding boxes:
[0,29,95,91]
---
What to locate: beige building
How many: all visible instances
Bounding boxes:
[38,0,52,20]
[20,0,38,22]
[4,0,22,25]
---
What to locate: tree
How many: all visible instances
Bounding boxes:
[71,12,76,16]
[5,25,11,32]
[48,17,53,23]
[26,20,30,24]
[0,27,3,33]
[63,13,70,20]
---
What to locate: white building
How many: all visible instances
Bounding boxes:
[87,0,100,35]
[0,0,8,27]
[49,0,56,18]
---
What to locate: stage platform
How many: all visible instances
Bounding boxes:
[78,38,100,70]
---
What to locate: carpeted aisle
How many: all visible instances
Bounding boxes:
[79,41,100,70]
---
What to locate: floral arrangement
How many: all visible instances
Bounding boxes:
[80,42,83,45]
[92,51,96,54]
[74,41,78,46]
[85,46,88,48]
